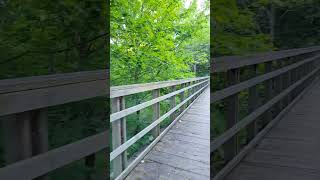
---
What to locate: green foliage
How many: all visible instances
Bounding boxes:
[0,0,107,179]
[212,0,273,56]
[111,0,209,85]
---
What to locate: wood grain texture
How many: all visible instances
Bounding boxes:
[226,80,320,180]
[212,46,320,72]
[126,88,210,180]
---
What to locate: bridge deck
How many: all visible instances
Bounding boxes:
[126,88,210,180]
[227,80,320,180]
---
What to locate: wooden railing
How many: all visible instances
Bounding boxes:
[110,77,210,179]
[0,69,108,180]
[211,46,320,179]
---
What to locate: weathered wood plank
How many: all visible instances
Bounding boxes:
[111,77,208,98]
[212,46,320,72]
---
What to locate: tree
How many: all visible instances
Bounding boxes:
[212,0,273,57]
[110,0,209,86]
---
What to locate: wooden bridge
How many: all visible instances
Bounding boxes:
[110,77,210,179]
[211,46,320,180]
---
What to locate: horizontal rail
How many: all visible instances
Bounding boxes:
[110,83,208,161]
[212,46,320,72]
[0,69,109,116]
[0,130,108,180]
[211,54,320,103]
[110,79,209,122]
[110,76,208,98]
[211,65,320,152]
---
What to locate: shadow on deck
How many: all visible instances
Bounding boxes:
[126,88,210,180]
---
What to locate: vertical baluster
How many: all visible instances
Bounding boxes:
[2,112,33,164]
[111,97,123,177]
[120,96,128,168]
[180,83,185,112]
[32,108,49,180]
[263,61,273,125]
[170,86,176,121]
[248,65,258,141]
[224,68,240,162]
[152,89,160,137]
[275,61,284,115]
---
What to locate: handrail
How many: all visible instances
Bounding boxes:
[211,47,320,180]
[212,46,320,72]
[110,77,210,179]
[0,69,109,116]
[0,69,109,179]
[110,76,208,98]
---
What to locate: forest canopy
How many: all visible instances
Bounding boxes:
[212,0,320,57]
[110,0,210,86]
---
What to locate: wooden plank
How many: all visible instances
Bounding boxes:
[110,77,209,98]
[0,69,108,94]
[126,158,209,180]
[146,150,209,176]
[0,79,108,116]
[212,46,320,72]
[0,131,108,180]
[226,163,320,180]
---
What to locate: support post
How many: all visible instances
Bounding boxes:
[152,89,160,137]
[180,83,185,113]
[170,86,176,121]
[263,61,273,125]
[224,68,240,162]
[111,97,123,177]
[247,65,258,141]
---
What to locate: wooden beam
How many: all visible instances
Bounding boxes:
[224,68,240,162]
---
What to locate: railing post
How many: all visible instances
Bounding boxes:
[111,97,123,177]
[180,83,185,112]
[2,109,50,180]
[120,96,128,169]
[263,61,273,125]
[170,86,176,121]
[247,65,258,141]
[275,61,284,115]
[152,89,160,137]
[224,68,240,162]
[31,108,49,180]
[2,112,33,164]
